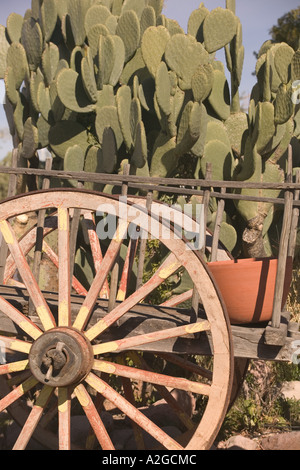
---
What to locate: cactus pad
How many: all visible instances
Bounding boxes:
[207,69,230,120]
[203,7,237,53]
[6,43,28,89]
[6,12,23,43]
[116,10,140,63]
[21,17,43,72]
[21,117,39,159]
[0,25,9,79]
[84,4,112,33]
[165,33,209,91]
[57,68,96,113]
[49,120,88,159]
[95,105,123,150]
[191,63,214,102]
[141,26,170,78]
[187,6,209,41]
[201,139,234,181]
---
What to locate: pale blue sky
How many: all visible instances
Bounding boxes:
[0,0,299,138]
[163,0,299,97]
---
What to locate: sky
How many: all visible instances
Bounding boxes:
[0,0,299,154]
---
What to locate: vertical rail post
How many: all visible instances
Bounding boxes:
[287,169,300,260]
[136,191,153,291]
[191,163,212,322]
[211,187,226,262]
[69,180,84,288]
[271,145,294,329]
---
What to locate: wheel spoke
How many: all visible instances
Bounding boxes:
[85,372,183,450]
[58,208,71,327]
[6,279,27,289]
[157,353,213,381]
[42,241,88,296]
[121,375,145,450]
[58,387,71,450]
[0,334,32,354]
[3,215,57,284]
[73,220,129,331]
[0,360,29,376]
[159,289,193,307]
[93,359,210,396]
[7,370,32,388]
[85,376,108,450]
[0,376,38,413]
[0,297,43,340]
[83,213,110,299]
[13,385,54,450]
[74,384,115,450]
[129,352,196,430]
[93,320,210,356]
[116,239,138,302]
[85,253,182,341]
[0,220,56,331]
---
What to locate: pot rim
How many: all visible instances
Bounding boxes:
[207,257,287,268]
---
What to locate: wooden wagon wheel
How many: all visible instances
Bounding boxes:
[2,201,247,415]
[0,189,233,450]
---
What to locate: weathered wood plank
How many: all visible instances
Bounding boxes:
[1,166,300,191]
[0,286,298,361]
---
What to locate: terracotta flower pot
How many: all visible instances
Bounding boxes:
[207,257,293,324]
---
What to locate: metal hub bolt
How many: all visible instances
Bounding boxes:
[41,342,68,383]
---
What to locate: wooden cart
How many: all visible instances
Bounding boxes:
[0,149,299,450]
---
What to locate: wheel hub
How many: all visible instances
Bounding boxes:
[29,328,94,387]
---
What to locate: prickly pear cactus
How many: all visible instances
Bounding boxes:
[1,0,300,257]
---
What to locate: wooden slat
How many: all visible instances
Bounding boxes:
[136,191,153,290]
[58,207,71,327]
[271,146,294,329]
[107,164,131,312]
[69,181,84,285]
[288,169,300,259]
[83,212,109,299]
[31,157,53,286]
[202,163,212,254]
[211,187,226,262]
[1,165,300,191]
[0,288,299,361]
